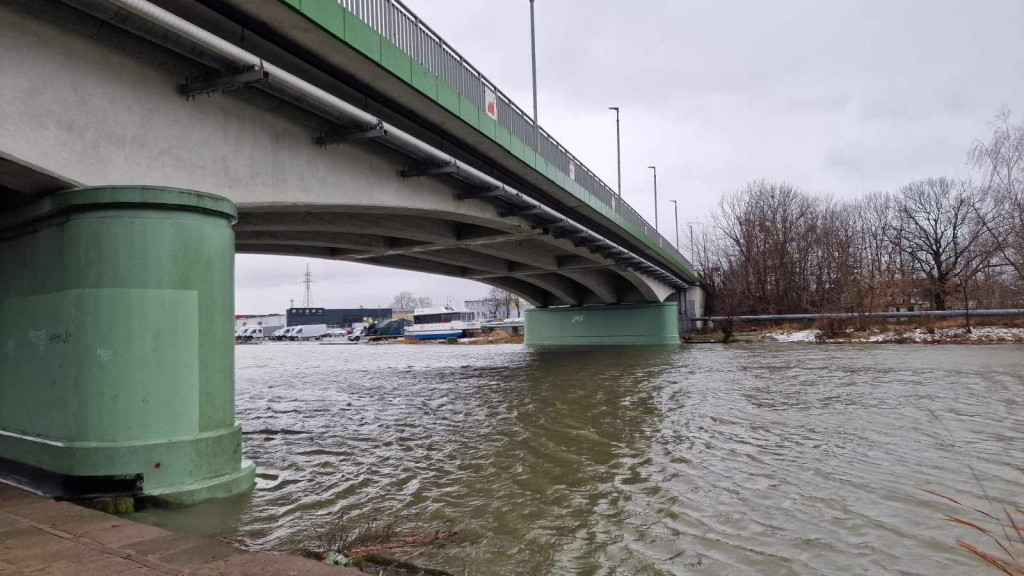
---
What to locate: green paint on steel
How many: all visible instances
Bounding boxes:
[381,39,411,83]
[437,83,459,115]
[275,0,700,283]
[301,0,344,38]
[0,186,254,505]
[510,135,524,161]
[410,61,438,100]
[344,9,380,62]
[525,303,681,346]
[478,113,496,140]
[495,124,512,151]
[458,95,479,127]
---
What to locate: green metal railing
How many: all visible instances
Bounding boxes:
[336,0,696,280]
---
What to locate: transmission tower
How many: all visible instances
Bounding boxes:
[301,264,315,307]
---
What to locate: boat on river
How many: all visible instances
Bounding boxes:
[405,306,480,340]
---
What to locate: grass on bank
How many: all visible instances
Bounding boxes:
[308,514,473,575]
[925,466,1024,575]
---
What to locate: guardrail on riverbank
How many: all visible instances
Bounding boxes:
[695,309,1024,323]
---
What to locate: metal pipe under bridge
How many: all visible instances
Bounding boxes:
[696,309,1024,323]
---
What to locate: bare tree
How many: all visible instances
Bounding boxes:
[485,287,519,319]
[664,112,1024,316]
[389,291,417,310]
[891,177,990,310]
[713,180,817,314]
[390,292,436,310]
[971,109,1024,281]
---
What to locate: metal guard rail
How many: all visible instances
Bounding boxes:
[696,309,1024,322]
[339,0,693,274]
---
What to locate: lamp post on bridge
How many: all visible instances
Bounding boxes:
[648,165,658,232]
[670,199,680,252]
[687,221,701,263]
[609,107,621,197]
[529,0,538,124]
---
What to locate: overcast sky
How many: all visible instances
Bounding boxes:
[235,0,1024,314]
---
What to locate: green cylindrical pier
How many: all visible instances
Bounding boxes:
[0,186,254,505]
[524,302,681,346]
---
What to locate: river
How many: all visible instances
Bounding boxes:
[136,342,1023,575]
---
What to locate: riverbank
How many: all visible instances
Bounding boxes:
[685,318,1024,344]
[0,483,363,575]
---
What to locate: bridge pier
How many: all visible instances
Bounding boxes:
[0,186,254,506]
[524,303,681,345]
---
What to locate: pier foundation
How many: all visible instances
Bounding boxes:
[0,186,253,505]
[524,302,681,346]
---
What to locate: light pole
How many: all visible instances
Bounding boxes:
[687,221,701,262]
[529,0,538,123]
[609,107,621,196]
[648,166,658,232]
[670,199,680,251]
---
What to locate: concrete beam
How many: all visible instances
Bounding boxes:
[519,273,584,307]
[351,228,540,259]
[559,268,619,305]
[234,230,391,251]
[478,277,547,308]
[234,211,456,244]
[468,240,561,270]
[402,248,511,274]
[357,254,467,278]
[234,243,360,259]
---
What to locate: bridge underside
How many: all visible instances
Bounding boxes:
[235,207,675,308]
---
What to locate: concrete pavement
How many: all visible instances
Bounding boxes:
[0,483,360,575]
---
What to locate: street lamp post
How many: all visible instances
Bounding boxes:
[529,0,538,123]
[609,107,621,197]
[670,199,680,251]
[687,221,701,262]
[648,166,658,232]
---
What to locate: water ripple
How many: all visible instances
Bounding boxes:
[138,343,1022,575]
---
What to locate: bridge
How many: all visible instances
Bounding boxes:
[0,0,704,504]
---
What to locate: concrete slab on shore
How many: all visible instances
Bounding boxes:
[0,483,360,575]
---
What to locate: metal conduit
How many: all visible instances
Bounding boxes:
[59,0,691,289]
[696,309,1024,323]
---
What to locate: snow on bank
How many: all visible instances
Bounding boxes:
[763,326,1024,344]
[768,329,819,342]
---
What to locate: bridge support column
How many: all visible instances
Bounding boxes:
[681,286,707,332]
[0,186,254,506]
[524,303,681,345]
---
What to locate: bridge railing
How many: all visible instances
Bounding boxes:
[338,0,695,279]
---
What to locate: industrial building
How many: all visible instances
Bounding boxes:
[235,313,287,331]
[287,307,392,328]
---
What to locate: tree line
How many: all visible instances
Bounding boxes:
[694,111,1024,316]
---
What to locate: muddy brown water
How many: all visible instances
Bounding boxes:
[135,342,1023,575]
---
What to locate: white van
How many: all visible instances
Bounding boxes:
[248,327,272,341]
[271,327,290,341]
[289,324,328,341]
[276,327,299,341]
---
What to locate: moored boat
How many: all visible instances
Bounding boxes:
[405,306,480,341]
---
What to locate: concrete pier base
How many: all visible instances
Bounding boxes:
[524,303,681,346]
[0,186,254,505]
